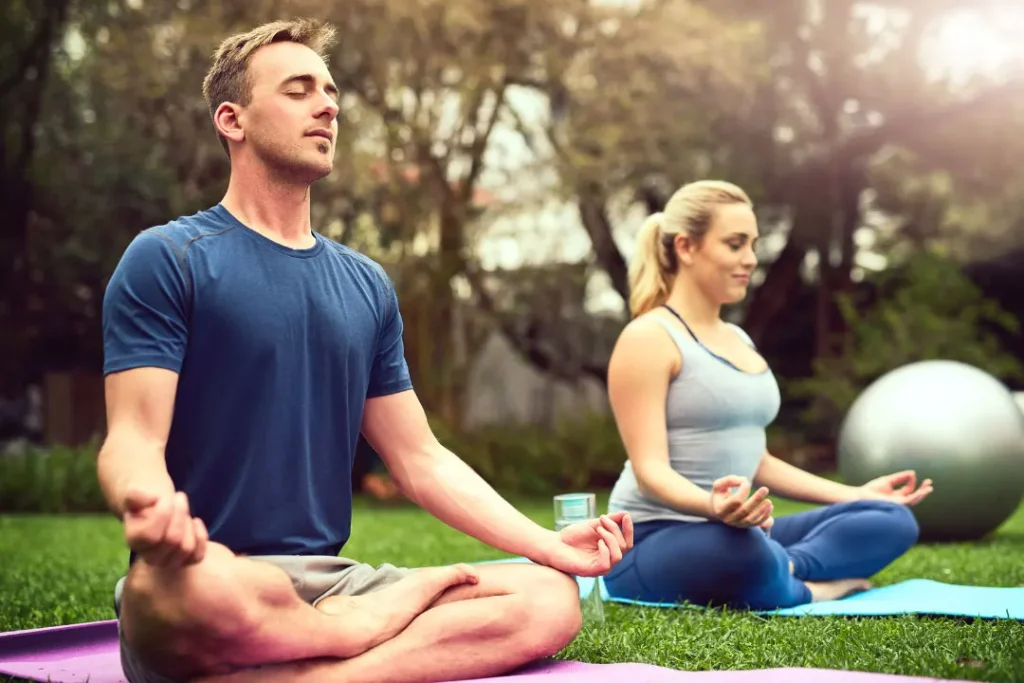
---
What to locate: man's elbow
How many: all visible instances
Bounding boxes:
[378,437,444,486]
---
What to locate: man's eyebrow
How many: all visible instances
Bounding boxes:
[280,73,339,98]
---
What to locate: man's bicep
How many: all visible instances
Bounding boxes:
[361,389,435,464]
[103,230,190,377]
[366,274,413,398]
[104,367,180,444]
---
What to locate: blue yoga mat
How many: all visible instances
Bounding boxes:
[480,557,1024,619]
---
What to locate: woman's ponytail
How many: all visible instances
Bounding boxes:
[627,212,673,318]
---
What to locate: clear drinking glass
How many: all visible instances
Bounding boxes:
[552,492,605,624]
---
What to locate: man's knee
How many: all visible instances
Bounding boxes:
[119,543,284,678]
[512,566,582,658]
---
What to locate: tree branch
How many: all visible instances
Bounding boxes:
[577,183,630,304]
[834,76,1024,164]
[460,79,508,201]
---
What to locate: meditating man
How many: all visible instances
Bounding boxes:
[602,179,932,610]
[99,18,632,683]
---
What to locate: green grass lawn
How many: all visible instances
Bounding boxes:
[2,494,1023,682]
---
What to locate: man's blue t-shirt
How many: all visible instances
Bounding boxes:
[102,204,413,558]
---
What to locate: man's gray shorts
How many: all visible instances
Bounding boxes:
[113,555,413,683]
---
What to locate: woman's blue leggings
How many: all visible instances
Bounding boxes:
[603,499,920,610]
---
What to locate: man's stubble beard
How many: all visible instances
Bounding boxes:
[255,138,334,186]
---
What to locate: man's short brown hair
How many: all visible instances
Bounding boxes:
[201,18,338,154]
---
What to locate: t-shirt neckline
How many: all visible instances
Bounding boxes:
[213,203,326,259]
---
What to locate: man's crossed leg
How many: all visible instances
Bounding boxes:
[116,541,584,683]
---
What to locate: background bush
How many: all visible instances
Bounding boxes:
[1,414,629,513]
[0,441,107,513]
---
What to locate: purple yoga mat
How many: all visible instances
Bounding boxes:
[0,620,971,683]
[463,660,971,682]
[0,620,125,683]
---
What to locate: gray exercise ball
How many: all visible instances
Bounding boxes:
[837,360,1024,542]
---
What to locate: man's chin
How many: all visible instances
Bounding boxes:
[307,165,333,183]
[274,159,334,185]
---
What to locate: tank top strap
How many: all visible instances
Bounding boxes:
[660,304,699,341]
[650,315,697,354]
[726,322,757,349]
[660,305,752,372]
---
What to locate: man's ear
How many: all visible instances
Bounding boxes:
[212,102,245,145]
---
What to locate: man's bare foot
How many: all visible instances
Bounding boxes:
[804,578,872,602]
[315,564,479,653]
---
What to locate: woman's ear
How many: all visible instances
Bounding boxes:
[675,233,696,266]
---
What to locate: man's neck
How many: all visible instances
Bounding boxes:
[663,279,721,328]
[220,163,315,249]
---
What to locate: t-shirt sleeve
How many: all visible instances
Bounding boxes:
[102,229,191,376]
[367,272,413,398]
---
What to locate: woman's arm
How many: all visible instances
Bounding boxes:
[607,318,716,518]
[753,451,863,504]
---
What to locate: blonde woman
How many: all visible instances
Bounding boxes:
[603,180,932,609]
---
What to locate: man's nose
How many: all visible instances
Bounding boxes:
[315,92,339,120]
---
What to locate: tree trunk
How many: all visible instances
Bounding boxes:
[431,192,468,428]
[815,158,866,359]
[744,232,809,347]
[0,0,71,396]
[578,183,630,305]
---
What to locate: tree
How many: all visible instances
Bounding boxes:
[518,0,1024,362]
[0,0,73,395]
[788,249,1024,439]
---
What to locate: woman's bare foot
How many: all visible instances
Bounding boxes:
[804,578,872,602]
[315,564,479,655]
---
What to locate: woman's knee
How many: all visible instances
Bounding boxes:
[723,527,789,586]
[617,524,787,604]
[878,501,920,549]
[851,499,920,544]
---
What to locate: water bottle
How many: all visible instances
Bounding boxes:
[553,492,605,625]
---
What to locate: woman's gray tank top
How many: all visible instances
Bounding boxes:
[607,316,781,524]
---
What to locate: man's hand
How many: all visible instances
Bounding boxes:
[537,512,634,577]
[123,488,208,568]
[858,470,933,507]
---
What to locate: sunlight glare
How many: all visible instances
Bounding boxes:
[920,8,1024,85]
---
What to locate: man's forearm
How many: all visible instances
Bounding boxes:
[96,431,175,516]
[754,452,862,504]
[388,443,561,564]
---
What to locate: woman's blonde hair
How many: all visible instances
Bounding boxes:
[627,180,753,318]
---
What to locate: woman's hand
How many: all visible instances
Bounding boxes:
[709,476,774,531]
[858,470,933,507]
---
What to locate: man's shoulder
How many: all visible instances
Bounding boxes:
[321,239,395,290]
[134,205,239,255]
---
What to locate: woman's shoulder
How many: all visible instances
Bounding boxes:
[612,310,686,371]
[620,309,683,343]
